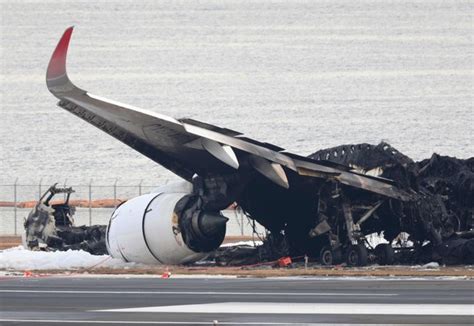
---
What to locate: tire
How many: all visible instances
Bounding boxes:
[320,246,334,266]
[346,244,368,266]
[375,243,395,265]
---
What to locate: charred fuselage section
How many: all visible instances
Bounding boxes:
[24,184,107,255]
[228,143,473,266]
[310,143,473,245]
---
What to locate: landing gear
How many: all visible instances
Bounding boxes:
[345,244,368,266]
[374,243,395,265]
[319,246,342,266]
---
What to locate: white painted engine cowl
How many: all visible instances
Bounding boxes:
[106,182,206,265]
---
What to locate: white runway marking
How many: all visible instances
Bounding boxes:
[99,302,474,316]
[0,289,395,296]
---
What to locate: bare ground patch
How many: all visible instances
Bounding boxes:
[8,265,473,278]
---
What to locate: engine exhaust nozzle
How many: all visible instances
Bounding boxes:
[198,212,229,238]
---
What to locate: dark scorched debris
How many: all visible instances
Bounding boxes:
[23,184,107,255]
[25,143,473,266]
[216,143,473,266]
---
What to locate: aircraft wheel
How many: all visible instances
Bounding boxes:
[375,243,395,265]
[320,246,342,266]
[320,246,334,266]
[346,244,368,266]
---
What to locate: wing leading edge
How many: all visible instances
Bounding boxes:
[46,27,412,201]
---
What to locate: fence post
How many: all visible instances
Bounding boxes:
[138,179,143,196]
[38,178,43,200]
[13,178,18,235]
[63,178,68,201]
[88,179,93,226]
[113,178,118,209]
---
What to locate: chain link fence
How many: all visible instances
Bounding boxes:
[0,180,264,236]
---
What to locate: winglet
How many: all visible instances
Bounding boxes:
[46,26,74,94]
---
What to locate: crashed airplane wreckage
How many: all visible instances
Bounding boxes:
[38,27,473,266]
[24,184,107,255]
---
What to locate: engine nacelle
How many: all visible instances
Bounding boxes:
[106,182,228,265]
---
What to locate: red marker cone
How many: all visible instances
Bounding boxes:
[161,267,171,278]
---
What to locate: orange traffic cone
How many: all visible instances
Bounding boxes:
[277,256,292,267]
[161,267,171,278]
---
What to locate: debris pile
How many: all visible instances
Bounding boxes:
[313,143,473,263]
[216,143,473,266]
[23,184,107,255]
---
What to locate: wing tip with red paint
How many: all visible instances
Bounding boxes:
[46,26,74,83]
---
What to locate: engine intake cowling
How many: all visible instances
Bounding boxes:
[106,183,228,265]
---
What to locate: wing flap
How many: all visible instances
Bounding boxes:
[182,122,297,171]
[291,156,413,201]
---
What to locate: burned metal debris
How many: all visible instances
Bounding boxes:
[216,143,473,266]
[311,142,473,263]
[25,144,472,266]
[23,184,107,255]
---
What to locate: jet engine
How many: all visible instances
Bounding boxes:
[106,182,228,264]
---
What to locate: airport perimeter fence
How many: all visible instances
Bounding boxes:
[0,180,262,236]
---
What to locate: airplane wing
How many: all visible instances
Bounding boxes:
[46,27,412,201]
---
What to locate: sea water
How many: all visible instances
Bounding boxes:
[1,0,472,195]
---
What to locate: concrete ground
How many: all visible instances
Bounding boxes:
[2,235,473,277]
[0,276,472,325]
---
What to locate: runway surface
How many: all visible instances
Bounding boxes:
[0,276,473,325]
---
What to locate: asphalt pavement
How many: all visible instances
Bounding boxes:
[0,275,473,325]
